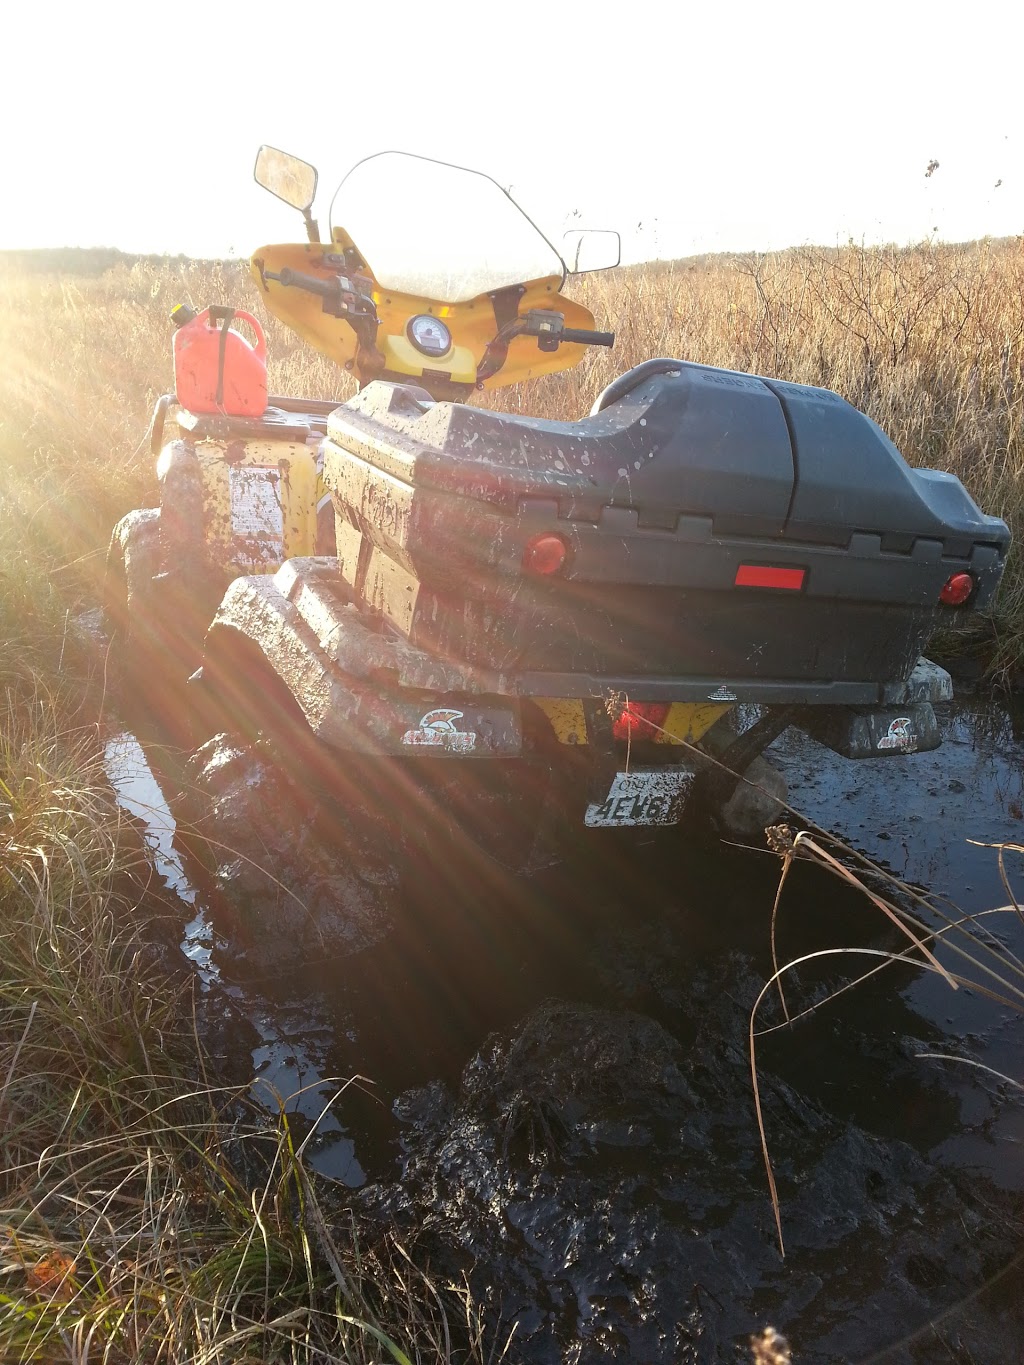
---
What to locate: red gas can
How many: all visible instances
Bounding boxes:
[172,304,268,417]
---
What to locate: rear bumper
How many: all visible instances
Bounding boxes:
[510,656,953,707]
[201,559,953,757]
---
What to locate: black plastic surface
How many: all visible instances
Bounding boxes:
[327,363,1008,556]
[321,364,1010,691]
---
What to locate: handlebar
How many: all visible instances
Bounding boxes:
[263,265,379,335]
[561,327,615,348]
[476,308,615,383]
[271,266,337,298]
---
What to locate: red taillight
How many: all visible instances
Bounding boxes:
[523,533,568,576]
[734,564,806,591]
[939,571,975,606]
[612,701,670,741]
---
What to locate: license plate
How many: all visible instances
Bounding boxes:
[584,767,694,828]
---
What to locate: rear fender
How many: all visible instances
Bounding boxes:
[795,702,941,758]
[199,575,522,757]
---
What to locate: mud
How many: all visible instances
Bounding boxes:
[103,697,1024,1362]
[362,981,1021,1362]
[181,736,397,974]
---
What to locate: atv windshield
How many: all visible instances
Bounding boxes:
[329,152,566,304]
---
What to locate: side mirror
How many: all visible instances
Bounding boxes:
[562,229,621,274]
[254,145,320,242]
[255,145,318,210]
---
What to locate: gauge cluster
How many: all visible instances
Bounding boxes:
[406,314,453,358]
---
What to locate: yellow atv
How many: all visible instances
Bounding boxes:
[105,148,615,676]
[113,146,1009,854]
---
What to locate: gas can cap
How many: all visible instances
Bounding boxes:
[170,303,198,329]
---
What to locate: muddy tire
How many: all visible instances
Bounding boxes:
[104,507,162,643]
[107,502,222,684]
[180,734,397,974]
[105,508,204,735]
[315,499,337,556]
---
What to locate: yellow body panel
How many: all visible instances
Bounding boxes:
[533,700,729,747]
[658,703,731,744]
[533,698,588,745]
[383,333,477,384]
[178,436,321,575]
[250,242,598,390]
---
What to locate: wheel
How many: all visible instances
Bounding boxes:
[104,507,161,643]
[180,730,399,974]
[315,498,337,556]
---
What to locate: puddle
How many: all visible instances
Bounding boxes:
[103,731,367,1185]
[104,733,198,910]
[770,697,1024,1192]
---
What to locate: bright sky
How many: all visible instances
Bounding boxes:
[3,0,1020,263]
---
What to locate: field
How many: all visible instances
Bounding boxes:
[1,239,1022,1360]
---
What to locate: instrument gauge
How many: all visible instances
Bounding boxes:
[407,314,453,358]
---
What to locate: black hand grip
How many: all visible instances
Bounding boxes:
[561,328,615,347]
[276,267,334,298]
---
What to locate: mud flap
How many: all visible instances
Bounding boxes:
[796,702,941,758]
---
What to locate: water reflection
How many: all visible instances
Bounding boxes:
[103,731,366,1185]
[103,733,197,908]
[770,698,1024,1190]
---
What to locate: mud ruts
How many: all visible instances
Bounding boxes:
[356,979,1023,1363]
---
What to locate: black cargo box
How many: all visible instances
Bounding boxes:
[321,362,1009,703]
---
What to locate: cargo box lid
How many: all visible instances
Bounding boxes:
[325,364,1009,554]
[326,366,795,536]
[759,376,1007,555]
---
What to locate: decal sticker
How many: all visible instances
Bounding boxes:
[877,717,917,752]
[230,466,284,540]
[402,708,477,752]
[708,685,738,702]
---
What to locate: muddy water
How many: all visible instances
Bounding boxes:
[104,700,1024,1362]
[104,732,368,1184]
[774,700,1024,1198]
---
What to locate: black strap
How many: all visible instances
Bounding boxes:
[209,306,236,408]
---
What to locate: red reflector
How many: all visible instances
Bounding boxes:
[612,701,670,741]
[734,564,806,591]
[523,533,568,576]
[939,571,974,605]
